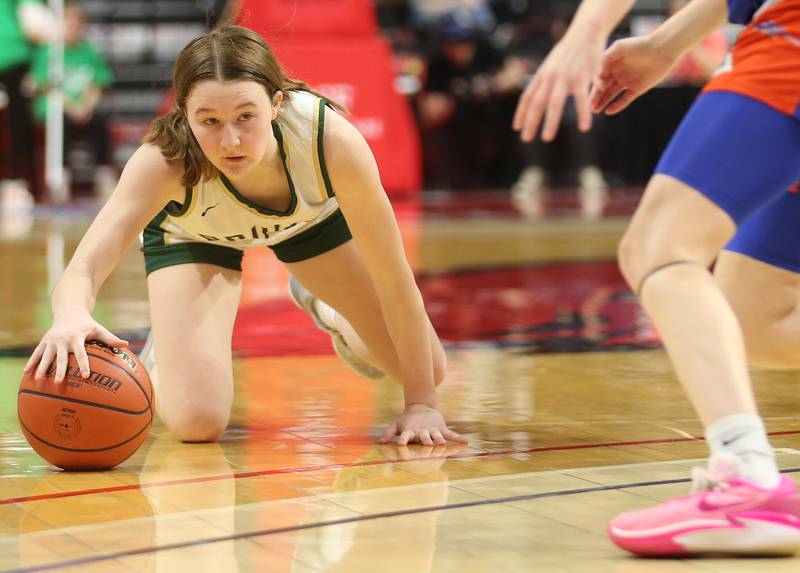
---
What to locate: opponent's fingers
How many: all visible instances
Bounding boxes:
[398,429,415,447]
[71,337,90,378]
[605,89,638,115]
[520,78,552,142]
[35,344,56,381]
[430,429,446,446]
[418,430,434,446]
[54,341,70,383]
[540,81,569,142]
[24,342,45,373]
[512,73,541,131]
[443,428,469,443]
[591,80,625,113]
[378,422,399,444]
[573,83,592,133]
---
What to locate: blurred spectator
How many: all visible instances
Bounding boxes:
[511,1,607,218]
[27,0,115,200]
[418,13,523,189]
[0,0,56,205]
[410,0,496,34]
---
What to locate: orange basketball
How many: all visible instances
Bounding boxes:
[17,340,154,470]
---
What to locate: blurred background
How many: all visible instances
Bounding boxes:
[0,0,736,210]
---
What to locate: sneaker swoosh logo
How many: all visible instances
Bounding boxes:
[698,491,765,511]
[201,203,220,216]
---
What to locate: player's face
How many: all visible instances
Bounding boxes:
[186,80,282,178]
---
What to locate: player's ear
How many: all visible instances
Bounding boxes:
[271,91,283,120]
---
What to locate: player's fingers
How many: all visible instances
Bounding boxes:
[573,84,592,133]
[605,89,638,115]
[430,429,446,446]
[54,341,70,384]
[71,338,90,378]
[24,342,45,373]
[93,327,128,348]
[541,81,569,142]
[378,422,398,444]
[35,344,56,381]
[418,430,434,446]
[443,428,469,443]
[398,430,415,447]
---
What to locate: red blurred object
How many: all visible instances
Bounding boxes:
[238,0,421,194]
[238,0,377,37]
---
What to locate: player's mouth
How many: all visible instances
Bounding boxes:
[224,155,246,163]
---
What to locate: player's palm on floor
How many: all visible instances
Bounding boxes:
[590,36,677,115]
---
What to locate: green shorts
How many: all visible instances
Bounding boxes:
[142,208,352,275]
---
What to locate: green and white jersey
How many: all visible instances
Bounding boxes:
[143,90,339,253]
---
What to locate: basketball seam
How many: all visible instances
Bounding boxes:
[85,348,153,408]
[17,389,150,415]
[18,416,153,453]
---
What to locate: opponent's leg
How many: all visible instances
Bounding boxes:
[284,240,447,386]
[147,263,242,442]
[715,191,800,369]
[716,251,800,369]
[610,92,800,556]
[618,175,752,427]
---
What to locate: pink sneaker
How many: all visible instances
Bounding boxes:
[609,457,800,556]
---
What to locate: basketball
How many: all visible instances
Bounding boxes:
[17,340,154,471]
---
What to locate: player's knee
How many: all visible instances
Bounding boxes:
[168,407,229,443]
[433,351,448,387]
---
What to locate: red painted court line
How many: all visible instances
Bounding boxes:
[4,430,799,506]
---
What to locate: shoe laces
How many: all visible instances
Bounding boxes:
[690,452,742,493]
[690,466,730,493]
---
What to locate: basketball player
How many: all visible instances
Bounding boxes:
[24,25,466,448]
[514,0,800,557]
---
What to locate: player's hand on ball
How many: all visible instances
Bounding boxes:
[24,312,129,384]
[379,404,468,446]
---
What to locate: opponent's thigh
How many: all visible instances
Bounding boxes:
[147,263,242,442]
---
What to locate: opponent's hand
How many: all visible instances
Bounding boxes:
[379,404,468,446]
[513,30,605,142]
[590,36,677,115]
[23,311,129,384]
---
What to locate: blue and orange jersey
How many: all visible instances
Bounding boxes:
[705,0,800,117]
[728,0,773,24]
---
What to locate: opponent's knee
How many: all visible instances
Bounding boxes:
[618,230,706,297]
[617,230,648,291]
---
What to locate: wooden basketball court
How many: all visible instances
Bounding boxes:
[1,192,799,572]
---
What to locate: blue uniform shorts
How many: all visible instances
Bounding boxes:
[655,91,800,272]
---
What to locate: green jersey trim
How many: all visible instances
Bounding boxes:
[164,187,194,217]
[142,210,169,250]
[218,122,298,217]
[317,99,335,199]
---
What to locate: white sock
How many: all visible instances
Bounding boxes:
[705,413,780,488]
[312,299,338,330]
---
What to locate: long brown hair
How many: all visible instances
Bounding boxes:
[143,25,340,187]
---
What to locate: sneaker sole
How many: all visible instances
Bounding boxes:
[610,516,800,556]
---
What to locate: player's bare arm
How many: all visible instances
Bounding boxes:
[25,144,184,382]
